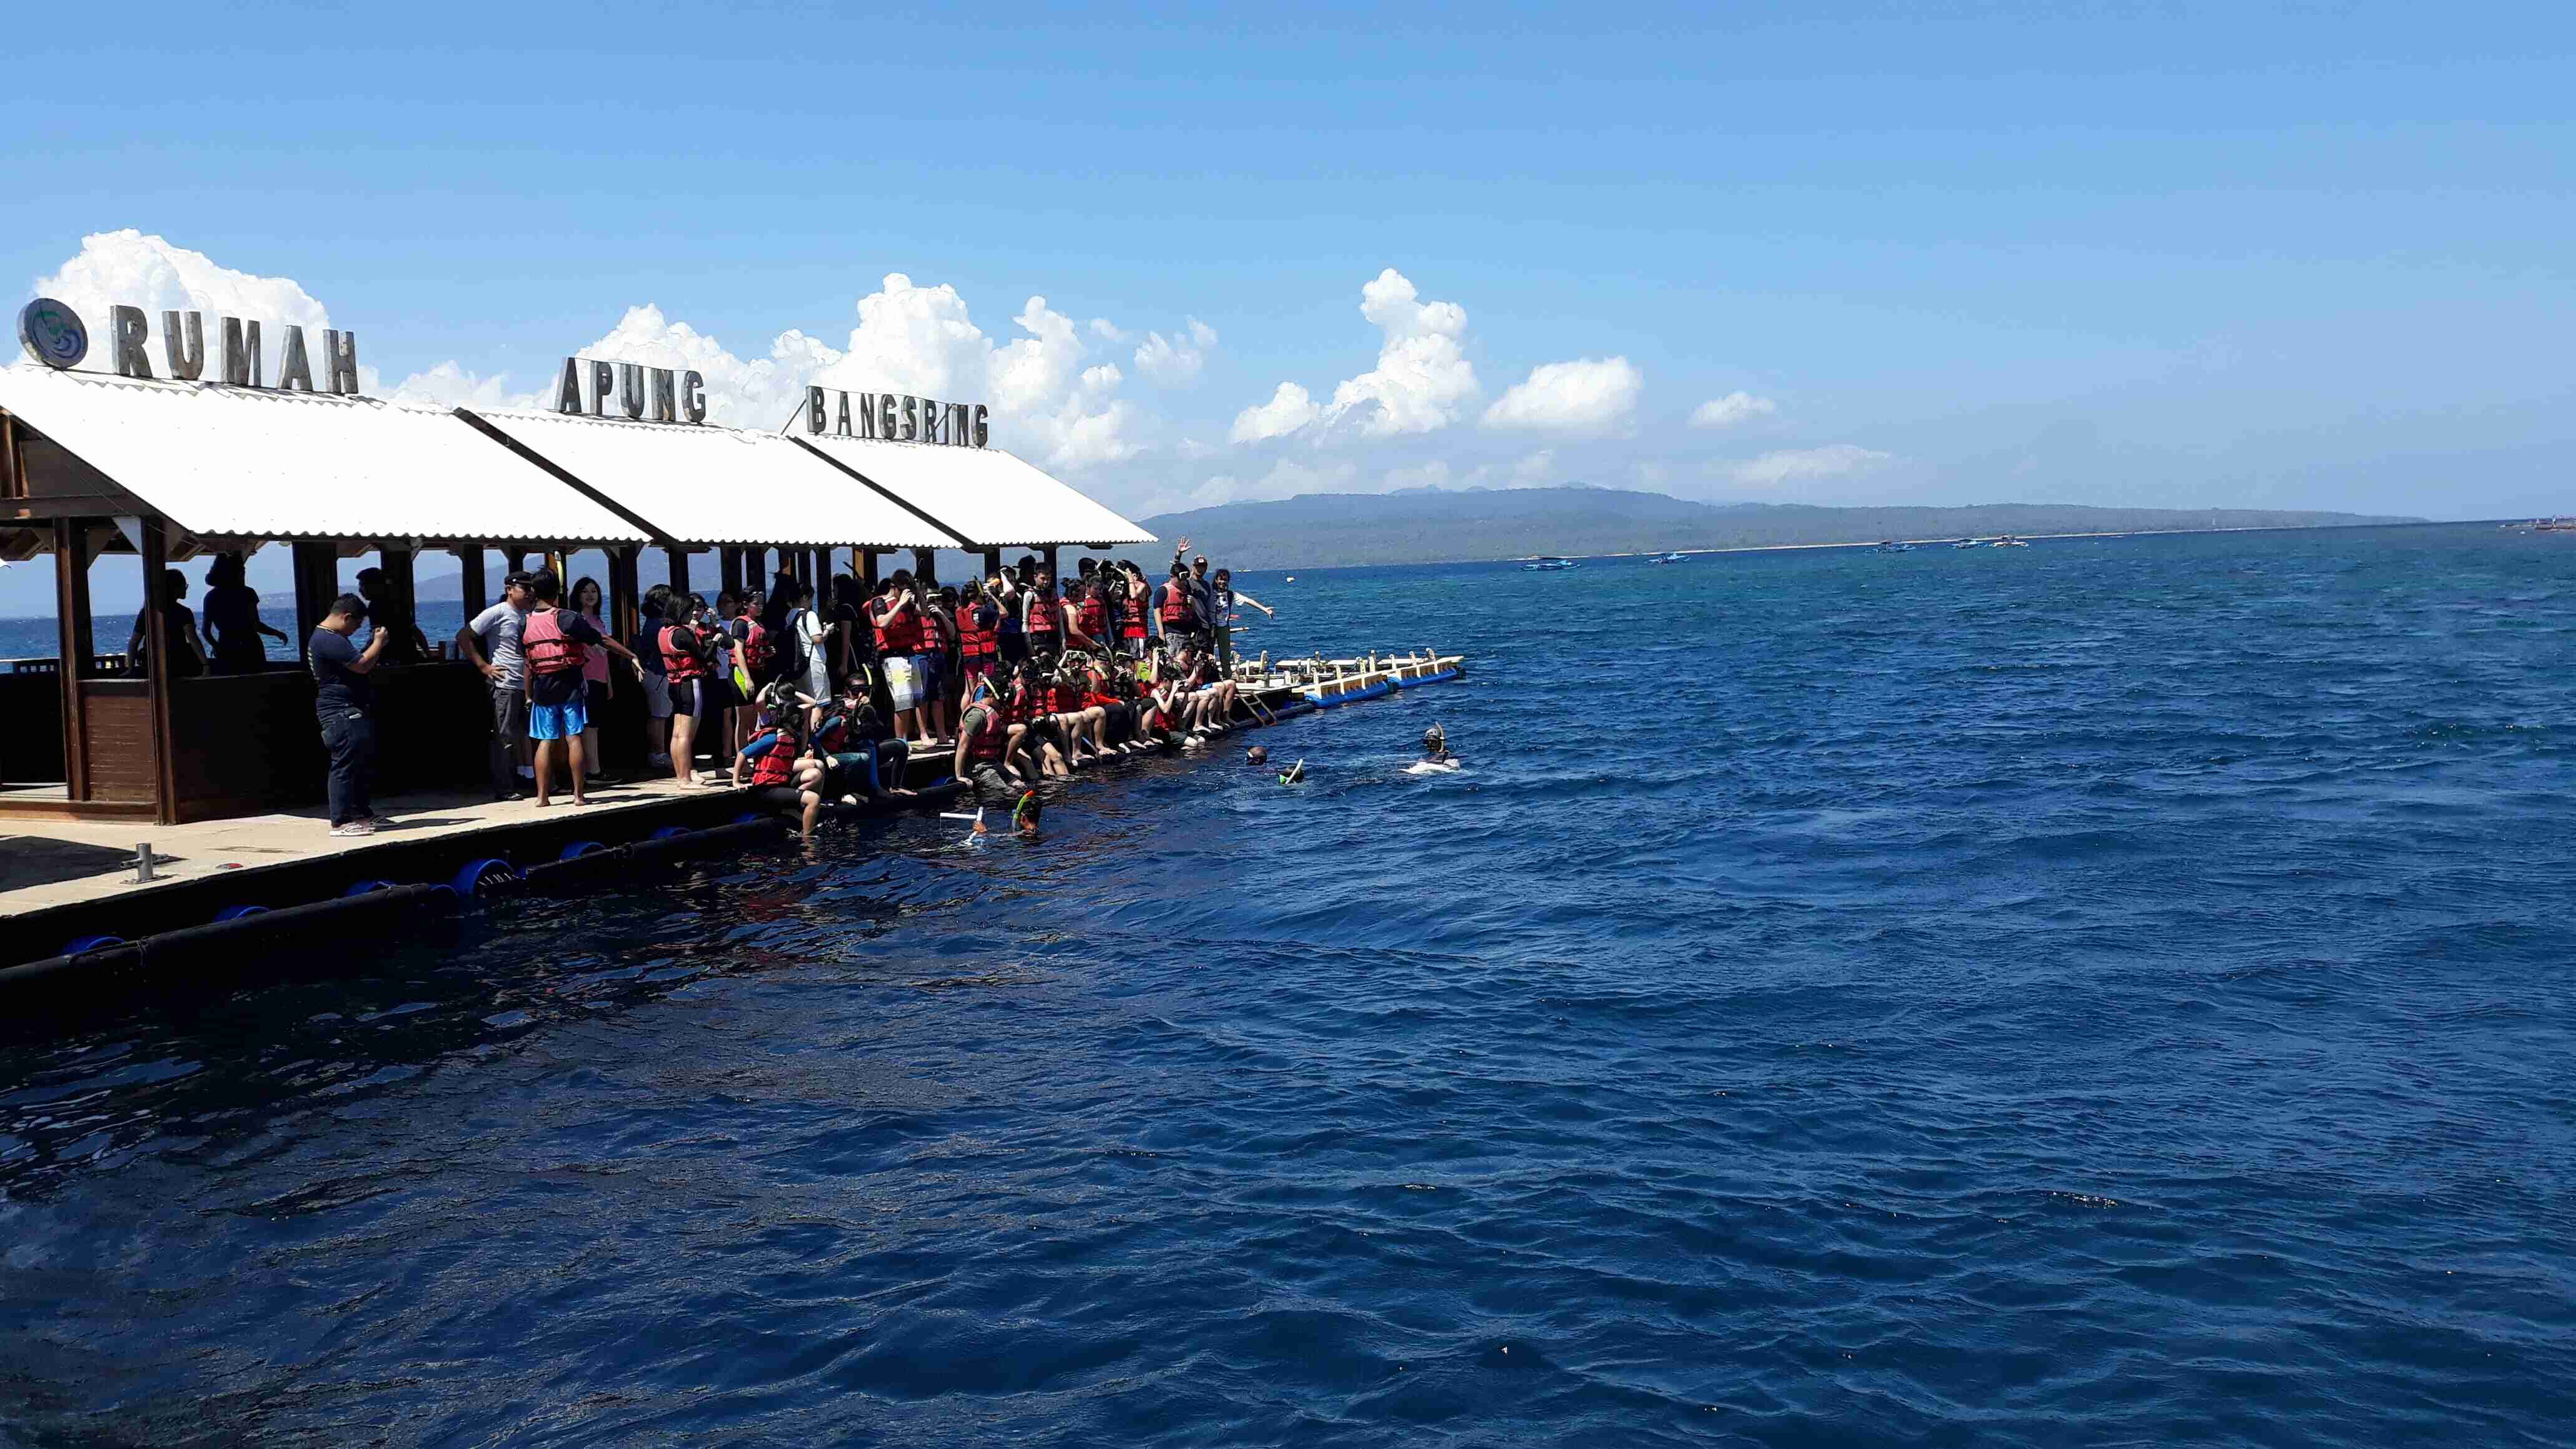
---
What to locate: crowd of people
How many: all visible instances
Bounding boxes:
[301,537,1278,839]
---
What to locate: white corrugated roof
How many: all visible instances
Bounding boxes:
[464,408,962,549]
[0,365,648,543]
[795,434,1155,550]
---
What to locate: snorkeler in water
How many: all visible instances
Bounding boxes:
[1278,758,1306,784]
[1422,723,1452,764]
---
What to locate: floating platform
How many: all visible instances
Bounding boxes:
[0,650,1467,1005]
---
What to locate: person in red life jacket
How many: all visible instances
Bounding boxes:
[811,678,916,808]
[727,588,771,761]
[1046,658,1110,765]
[1022,568,1064,660]
[1156,562,1206,652]
[952,669,1027,803]
[1092,569,1126,653]
[657,592,720,787]
[912,582,954,748]
[1065,577,1109,655]
[1160,641,1232,741]
[734,693,829,838]
[1004,662,1070,779]
[520,569,643,807]
[870,572,934,748]
[1113,560,1154,661]
[955,578,1003,696]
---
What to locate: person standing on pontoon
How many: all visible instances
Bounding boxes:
[1205,568,1274,677]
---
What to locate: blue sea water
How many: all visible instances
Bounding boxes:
[3,523,2573,1446]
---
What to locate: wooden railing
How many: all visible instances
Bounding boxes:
[7,655,132,676]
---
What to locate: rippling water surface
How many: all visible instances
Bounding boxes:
[6,524,2574,1447]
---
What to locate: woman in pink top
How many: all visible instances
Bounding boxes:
[572,576,615,781]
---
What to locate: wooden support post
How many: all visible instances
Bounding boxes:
[861,549,881,589]
[379,544,421,664]
[1,409,22,501]
[140,519,177,824]
[912,548,937,587]
[980,549,1002,582]
[458,546,487,615]
[668,545,692,602]
[291,541,339,644]
[506,548,530,576]
[610,545,641,642]
[720,547,743,596]
[52,519,92,798]
[1042,545,1059,581]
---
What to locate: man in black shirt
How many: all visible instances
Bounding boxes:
[308,593,388,837]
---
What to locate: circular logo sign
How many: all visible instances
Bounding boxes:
[18,297,87,369]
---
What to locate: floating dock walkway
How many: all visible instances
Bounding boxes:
[0,650,1467,1011]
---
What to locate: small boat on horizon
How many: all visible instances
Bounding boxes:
[1523,556,1579,571]
[1869,540,1915,554]
[1646,551,1687,564]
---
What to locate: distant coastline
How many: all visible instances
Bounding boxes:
[1141,486,2431,572]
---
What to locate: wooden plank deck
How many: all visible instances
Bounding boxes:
[0,776,733,921]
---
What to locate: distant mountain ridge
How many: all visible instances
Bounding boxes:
[1138,487,2423,570]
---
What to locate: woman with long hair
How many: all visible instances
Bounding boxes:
[658,592,716,785]
[200,552,288,673]
[570,575,612,781]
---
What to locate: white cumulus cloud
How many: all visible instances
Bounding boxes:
[1231,268,1478,444]
[1229,381,1321,444]
[33,228,333,341]
[384,360,531,410]
[1134,318,1217,386]
[1723,443,1893,488]
[29,229,383,388]
[796,275,1141,470]
[567,303,824,428]
[1481,356,1642,433]
[1690,391,1778,429]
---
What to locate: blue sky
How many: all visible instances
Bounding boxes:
[5,0,2573,615]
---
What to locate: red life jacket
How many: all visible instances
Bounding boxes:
[874,600,918,655]
[749,741,799,788]
[1050,681,1080,715]
[1159,582,1197,628]
[1026,592,1061,635]
[957,603,998,658]
[964,703,1008,763]
[738,620,770,672]
[523,608,586,676]
[1121,584,1150,638]
[660,625,706,681]
[1075,597,1108,640]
